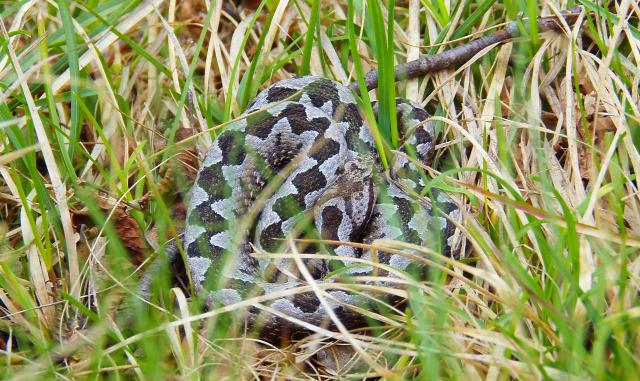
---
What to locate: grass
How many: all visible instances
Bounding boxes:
[1,0,640,379]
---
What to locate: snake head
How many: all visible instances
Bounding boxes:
[314,158,377,246]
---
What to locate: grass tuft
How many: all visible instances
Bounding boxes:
[1,0,639,379]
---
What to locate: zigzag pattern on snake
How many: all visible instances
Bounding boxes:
[180,76,460,342]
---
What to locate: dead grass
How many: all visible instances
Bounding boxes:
[1,0,639,379]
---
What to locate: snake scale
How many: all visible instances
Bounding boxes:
[169,76,460,342]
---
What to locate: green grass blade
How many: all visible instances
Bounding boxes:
[55,0,83,162]
[298,0,320,76]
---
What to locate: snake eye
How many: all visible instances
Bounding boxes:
[345,162,354,171]
[344,161,360,173]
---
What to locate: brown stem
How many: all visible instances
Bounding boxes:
[349,6,583,94]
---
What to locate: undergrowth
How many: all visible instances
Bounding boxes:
[1,0,639,379]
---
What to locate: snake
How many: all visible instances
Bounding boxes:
[162,76,460,343]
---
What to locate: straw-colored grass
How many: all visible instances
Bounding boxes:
[1,0,639,379]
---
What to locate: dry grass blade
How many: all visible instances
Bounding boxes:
[0,15,73,325]
[1,1,639,379]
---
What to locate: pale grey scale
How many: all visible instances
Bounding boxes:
[384,183,438,243]
[196,78,354,288]
[245,113,306,157]
[309,103,446,275]
[182,82,329,291]
[345,184,437,279]
[184,151,249,261]
[397,100,435,164]
[244,76,319,111]
[253,131,348,251]
[251,83,354,253]
[371,99,436,190]
[173,75,460,343]
[313,158,377,260]
[239,289,372,343]
[372,99,461,258]
[316,97,453,277]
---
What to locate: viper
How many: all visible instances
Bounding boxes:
[138,4,584,345]
[174,76,460,342]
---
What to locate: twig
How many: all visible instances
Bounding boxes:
[349,6,584,94]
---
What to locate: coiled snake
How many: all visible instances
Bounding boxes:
[168,76,460,342]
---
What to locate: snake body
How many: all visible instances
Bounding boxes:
[180,76,460,341]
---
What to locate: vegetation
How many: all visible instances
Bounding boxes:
[0,0,639,379]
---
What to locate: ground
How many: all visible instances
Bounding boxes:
[1,0,639,379]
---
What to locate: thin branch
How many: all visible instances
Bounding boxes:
[349,6,584,94]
